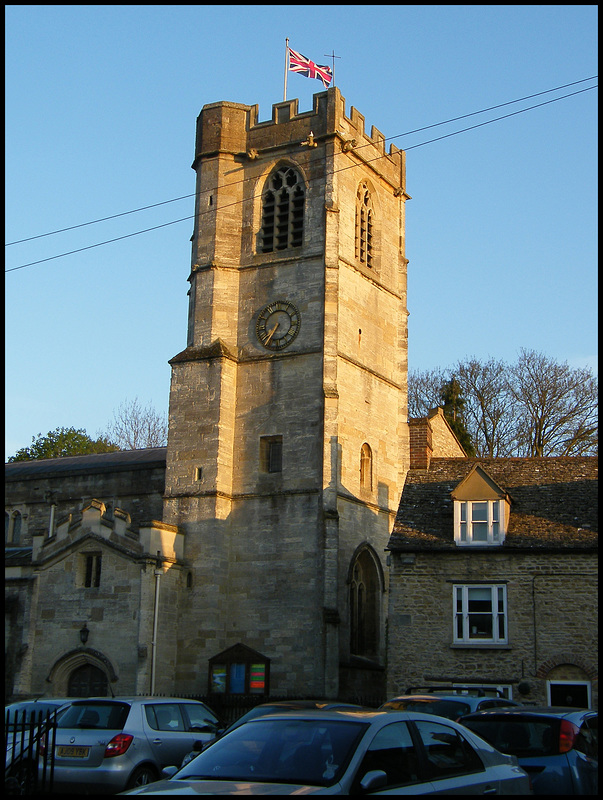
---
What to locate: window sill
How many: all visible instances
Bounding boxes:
[450,643,511,650]
[454,542,505,548]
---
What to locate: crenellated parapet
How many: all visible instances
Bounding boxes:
[193,87,405,192]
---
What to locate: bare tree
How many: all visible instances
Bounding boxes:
[409,351,598,457]
[101,398,168,450]
[510,349,598,456]
[408,367,450,418]
[455,358,517,457]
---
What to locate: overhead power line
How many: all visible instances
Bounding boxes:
[5,79,597,274]
[6,76,596,249]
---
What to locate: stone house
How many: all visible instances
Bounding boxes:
[386,454,598,708]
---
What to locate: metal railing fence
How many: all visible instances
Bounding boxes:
[4,708,58,795]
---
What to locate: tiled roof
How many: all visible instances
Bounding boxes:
[389,456,597,551]
[5,447,167,480]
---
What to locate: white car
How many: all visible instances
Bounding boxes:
[122,708,532,794]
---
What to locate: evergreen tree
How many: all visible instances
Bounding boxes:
[8,427,119,462]
[440,378,476,456]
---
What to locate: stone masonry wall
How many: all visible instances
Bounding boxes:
[387,550,598,706]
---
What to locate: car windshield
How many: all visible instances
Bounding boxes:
[462,717,557,757]
[382,699,471,719]
[176,717,368,786]
[56,702,130,731]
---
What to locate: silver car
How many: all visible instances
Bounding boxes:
[121,708,532,794]
[43,696,224,793]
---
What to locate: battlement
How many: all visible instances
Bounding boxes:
[194,87,403,179]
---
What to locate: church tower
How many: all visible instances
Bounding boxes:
[163,87,409,699]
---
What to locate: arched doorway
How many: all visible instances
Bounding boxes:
[47,649,117,697]
[349,547,382,659]
[68,663,109,697]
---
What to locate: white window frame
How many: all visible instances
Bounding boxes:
[452,683,514,700]
[454,499,505,546]
[546,679,592,708]
[453,584,508,645]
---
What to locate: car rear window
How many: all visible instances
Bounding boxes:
[462,717,557,757]
[382,699,471,719]
[56,702,130,731]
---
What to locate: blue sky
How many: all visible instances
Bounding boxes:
[5,5,598,460]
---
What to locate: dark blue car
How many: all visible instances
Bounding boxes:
[460,706,598,795]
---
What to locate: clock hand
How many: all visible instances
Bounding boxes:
[264,322,279,345]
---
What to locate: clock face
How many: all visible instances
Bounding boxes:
[256,300,301,350]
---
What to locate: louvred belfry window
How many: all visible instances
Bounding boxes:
[356,184,373,268]
[260,166,304,252]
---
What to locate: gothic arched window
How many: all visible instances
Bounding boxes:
[260,166,304,253]
[349,548,380,658]
[12,511,22,544]
[356,184,373,267]
[360,443,372,490]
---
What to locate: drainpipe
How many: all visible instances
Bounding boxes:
[150,552,163,696]
[531,575,539,676]
[45,491,56,538]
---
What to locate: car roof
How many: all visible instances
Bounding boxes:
[250,700,363,709]
[461,706,594,719]
[6,698,70,704]
[6,698,71,710]
[238,709,461,725]
[67,696,209,703]
[383,694,467,702]
[405,686,504,697]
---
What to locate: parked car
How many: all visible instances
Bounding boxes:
[460,706,598,795]
[380,686,521,721]
[42,696,225,793]
[5,698,72,792]
[178,699,367,766]
[121,708,532,794]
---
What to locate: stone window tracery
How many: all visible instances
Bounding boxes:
[260,166,304,253]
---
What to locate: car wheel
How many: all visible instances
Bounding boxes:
[6,761,37,794]
[126,765,159,788]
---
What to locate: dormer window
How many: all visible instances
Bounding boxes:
[451,465,509,547]
[456,500,503,545]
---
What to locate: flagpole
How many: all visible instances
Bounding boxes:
[284,38,289,101]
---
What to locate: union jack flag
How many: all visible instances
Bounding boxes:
[288,47,332,88]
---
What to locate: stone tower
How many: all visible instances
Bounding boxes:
[163,87,409,699]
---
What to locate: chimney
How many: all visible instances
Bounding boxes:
[409,417,433,469]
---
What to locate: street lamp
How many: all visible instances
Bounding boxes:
[79,622,89,645]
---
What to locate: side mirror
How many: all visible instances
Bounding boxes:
[360,770,388,792]
[189,723,218,734]
[161,766,179,779]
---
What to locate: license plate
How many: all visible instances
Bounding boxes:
[57,745,90,758]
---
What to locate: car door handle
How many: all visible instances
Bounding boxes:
[152,738,163,744]
[482,787,498,795]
